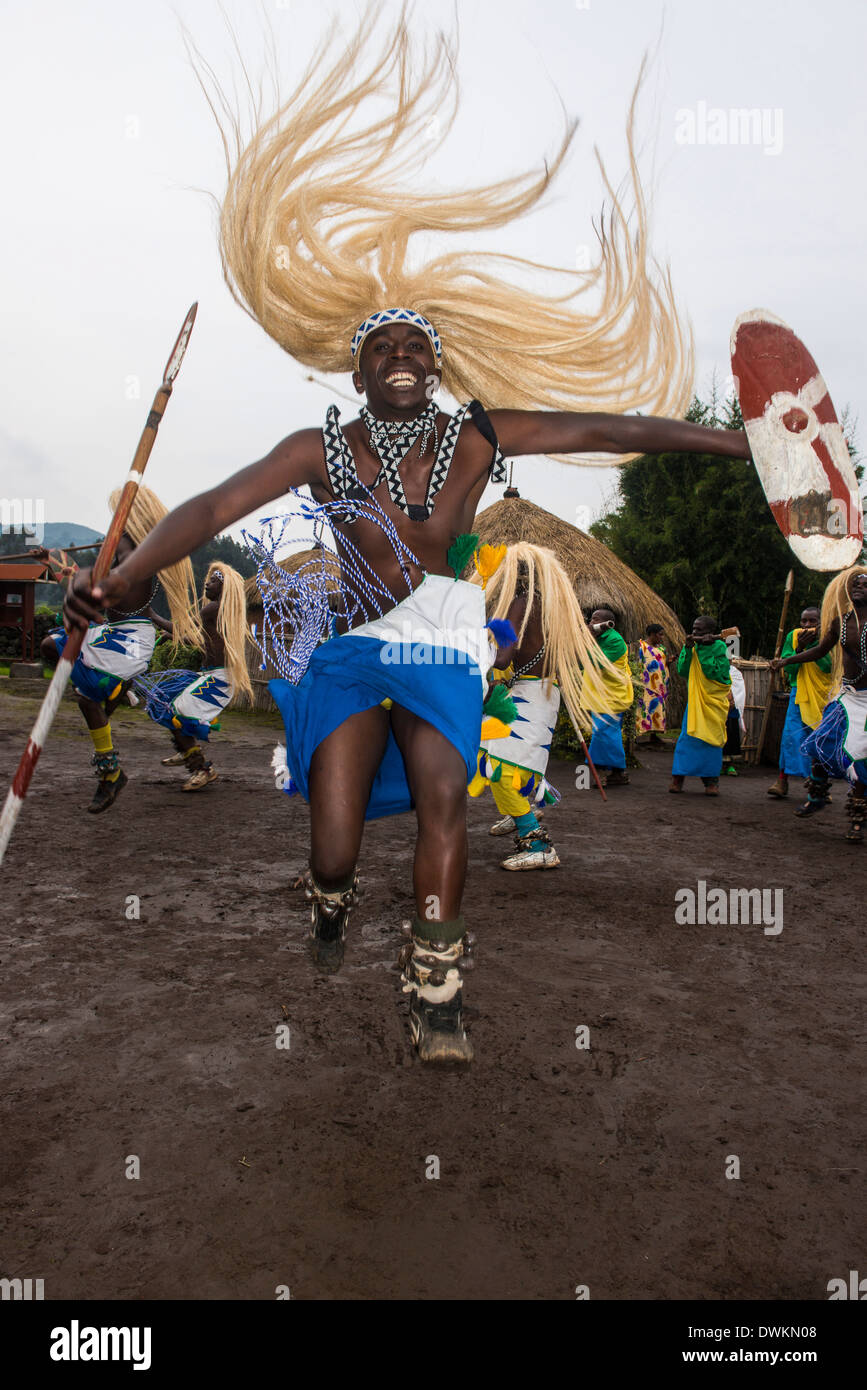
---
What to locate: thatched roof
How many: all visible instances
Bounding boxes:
[245,545,343,608]
[471,496,685,650]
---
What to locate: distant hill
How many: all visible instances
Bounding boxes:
[41,523,103,548]
[0,522,102,556]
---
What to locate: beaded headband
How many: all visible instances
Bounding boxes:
[350,308,442,366]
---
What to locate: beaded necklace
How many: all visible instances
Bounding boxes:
[324,401,478,524]
[359,402,440,519]
[840,608,867,674]
[506,645,546,685]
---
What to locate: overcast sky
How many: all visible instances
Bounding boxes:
[1,0,865,551]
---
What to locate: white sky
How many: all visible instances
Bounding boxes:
[1,0,865,550]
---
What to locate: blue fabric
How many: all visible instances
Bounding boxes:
[672,728,723,778]
[803,697,867,784]
[50,628,121,703]
[588,712,626,770]
[513,810,538,836]
[269,633,484,821]
[137,670,217,743]
[779,688,811,777]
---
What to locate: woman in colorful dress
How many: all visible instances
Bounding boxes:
[637,623,670,748]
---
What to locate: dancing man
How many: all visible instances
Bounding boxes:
[670,618,732,795]
[43,486,199,811]
[468,544,629,869]
[64,15,754,1059]
[771,566,867,841]
[138,563,253,791]
[767,606,833,800]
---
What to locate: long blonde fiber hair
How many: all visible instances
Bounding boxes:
[476,544,634,728]
[820,564,867,687]
[203,562,253,705]
[109,485,201,647]
[190,6,692,456]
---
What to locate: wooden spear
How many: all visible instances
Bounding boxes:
[752,568,795,766]
[0,304,198,865]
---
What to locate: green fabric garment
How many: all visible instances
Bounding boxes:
[597,628,627,662]
[676,639,730,684]
[781,628,832,688]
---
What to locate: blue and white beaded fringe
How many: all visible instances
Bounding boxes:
[243,485,423,684]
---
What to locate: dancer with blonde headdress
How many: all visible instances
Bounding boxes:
[65,10,755,1059]
[772,566,867,841]
[469,544,630,869]
[43,485,199,812]
[136,562,253,791]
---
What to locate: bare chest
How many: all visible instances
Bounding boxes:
[311,412,492,578]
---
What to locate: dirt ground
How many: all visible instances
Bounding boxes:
[0,684,862,1302]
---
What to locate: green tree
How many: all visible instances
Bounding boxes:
[590,391,864,656]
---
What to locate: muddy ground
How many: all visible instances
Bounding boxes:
[0,684,862,1301]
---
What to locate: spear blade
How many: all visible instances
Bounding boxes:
[163,302,198,386]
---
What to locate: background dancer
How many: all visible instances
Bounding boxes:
[772,566,867,841]
[586,608,635,787]
[139,563,252,792]
[44,486,199,812]
[637,623,670,748]
[670,618,732,795]
[767,607,833,799]
[64,15,754,1060]
[468,544,628,870]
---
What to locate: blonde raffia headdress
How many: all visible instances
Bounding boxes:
[190,5,693,462]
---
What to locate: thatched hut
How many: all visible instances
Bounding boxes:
[472,496,685,646]
[244,545,342,710]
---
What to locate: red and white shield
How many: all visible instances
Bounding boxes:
[731,309,863,570]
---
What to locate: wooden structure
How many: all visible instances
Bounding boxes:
[732,658,786,765]
[0,560,48,660]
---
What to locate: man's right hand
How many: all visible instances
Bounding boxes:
[63,566,131,631]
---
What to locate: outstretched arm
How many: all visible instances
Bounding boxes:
[64,430,325,629]
[489,410,751,461]
[771,621,839,670]
[147,607,174,636]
